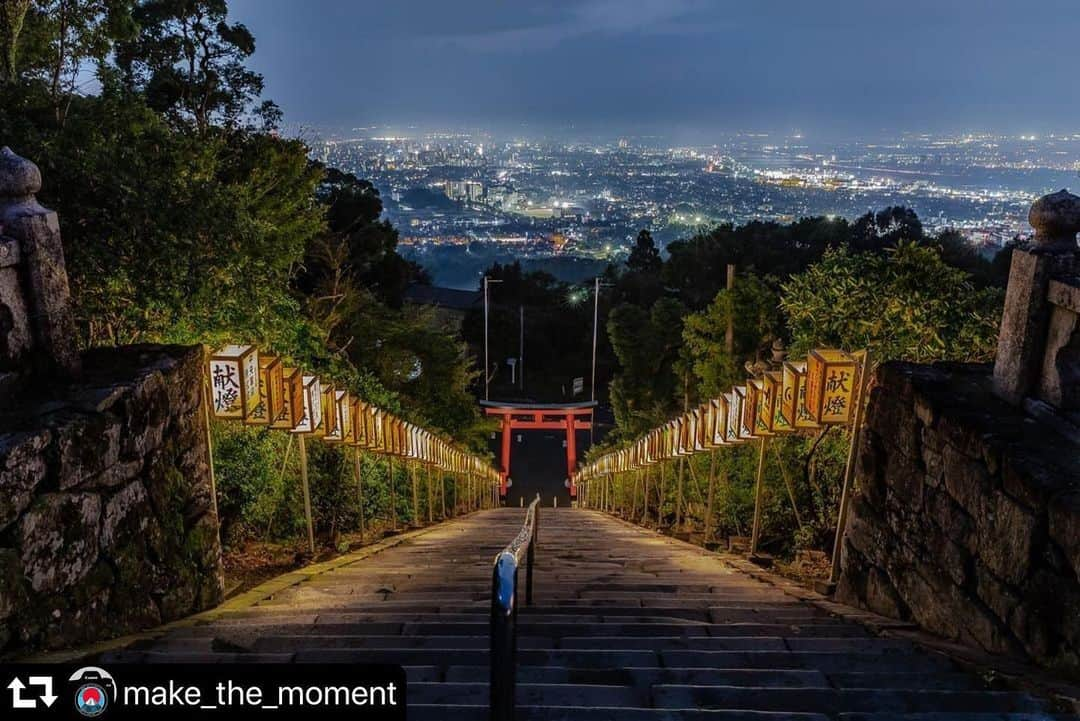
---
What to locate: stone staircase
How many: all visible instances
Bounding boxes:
[103,508,1068,719]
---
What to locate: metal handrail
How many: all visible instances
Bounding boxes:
[490,493,540,721]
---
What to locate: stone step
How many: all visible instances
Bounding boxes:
[556,636,789,651]
[825,672,991,691]
[658,651,954,673]
[409,682,645,707]
[444,666,832,688]
[409,705,832,721]
[105,507,1063,719]
[250,635,556,651]
[650,687,1047,714]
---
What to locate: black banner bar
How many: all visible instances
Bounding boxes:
[1,664,406,720]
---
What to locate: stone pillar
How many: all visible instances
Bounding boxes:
[993,189,1080,405]
[0,147,80,382]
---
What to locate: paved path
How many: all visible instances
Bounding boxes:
[106,508,1061,719]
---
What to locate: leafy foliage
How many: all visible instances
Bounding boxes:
[0,0,488,552]
[606,297,686,439]
[781,243,1003,363]
[681,273,782,398]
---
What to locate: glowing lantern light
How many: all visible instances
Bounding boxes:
[349,398,366,446]
[271,366,304,430]
[292,375,323,434]
[317,384,336,440]
[209,344,259,419]
[325,390,349,443]
[243,354,281,426]
[723,391,741,444]
[806,349,858,424]
[748,379,773,437]
[734,386,754,440]
[765,371,793,433]
[783,361,822,430]
[712,397,729,445]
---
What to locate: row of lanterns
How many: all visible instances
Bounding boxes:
[208,344,499,481]
[576,349,864,481]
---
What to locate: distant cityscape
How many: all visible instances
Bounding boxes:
[311,129,1080,289]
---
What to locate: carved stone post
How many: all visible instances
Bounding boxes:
[0,147,81,388]
[993,189,1079,406]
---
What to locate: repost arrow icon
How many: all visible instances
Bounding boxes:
[30,677,56,708]
[7,677,35,709]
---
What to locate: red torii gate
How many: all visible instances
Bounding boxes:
[482,401,596,499]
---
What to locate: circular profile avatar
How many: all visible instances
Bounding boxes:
[69,667,117,718]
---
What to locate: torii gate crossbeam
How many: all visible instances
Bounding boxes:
[481,401,596,499]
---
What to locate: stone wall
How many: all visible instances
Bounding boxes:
[837,361,1080,671]
[0,344,224,654]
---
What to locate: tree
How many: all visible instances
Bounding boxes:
[606,297,686,438]
[0,0,31,83]
[626,229,662,274]
[663,216,848,309]
[299,167,422,309]
[781,243,1002,363]
[851,206,923,252]
[115,0,276,132]
[681,273,783,398]
[18,0,134,125]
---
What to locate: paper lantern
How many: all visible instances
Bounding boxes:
[765,371,794,433]
[268,366,303,429]
[712,397,728,446]
[784,361,821,430]
[747,379,773,437]
[325,390,349,443]
[734,386,755,440]
[317,384,336,439]
[373,410,386,451]
[786,362,803,425]
[723,392,740,444]
[362,404,379,449]
[805,349,859,424]
[292,375,323,434]
[208,345,259,419]
[242,354,280,426]
[346,397,362,446]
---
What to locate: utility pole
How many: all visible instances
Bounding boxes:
[591,276,600,403]
[484,276,503,401]
[519,305,525,392]
[725,264,736,355]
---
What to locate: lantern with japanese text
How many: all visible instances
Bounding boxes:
[765,371,794,434]
[783,361,821,430]
[805,349,858,424]
[209,344,259,419]
[292,375,323,434]
[723,392,741,444]
[712,397,729,445]
[270,366,304,430]
[325,390,350,443]
[318,384,336,439]
[352,402,366,447]
[748,379,773,437]
[734,386,755,440]
[243,354,282,426]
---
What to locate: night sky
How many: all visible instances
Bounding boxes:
[230,0,1080,140]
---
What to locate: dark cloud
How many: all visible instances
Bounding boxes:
[231,0,1080,139]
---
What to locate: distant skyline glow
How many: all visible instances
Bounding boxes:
[230,0,1080,140]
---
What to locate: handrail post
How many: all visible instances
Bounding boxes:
[490,562,517,721]
[490,494,540,721]
[526,501,537,606]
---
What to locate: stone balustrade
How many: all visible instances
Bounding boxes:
[838,188,1080,672]
[0,150,223,655]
